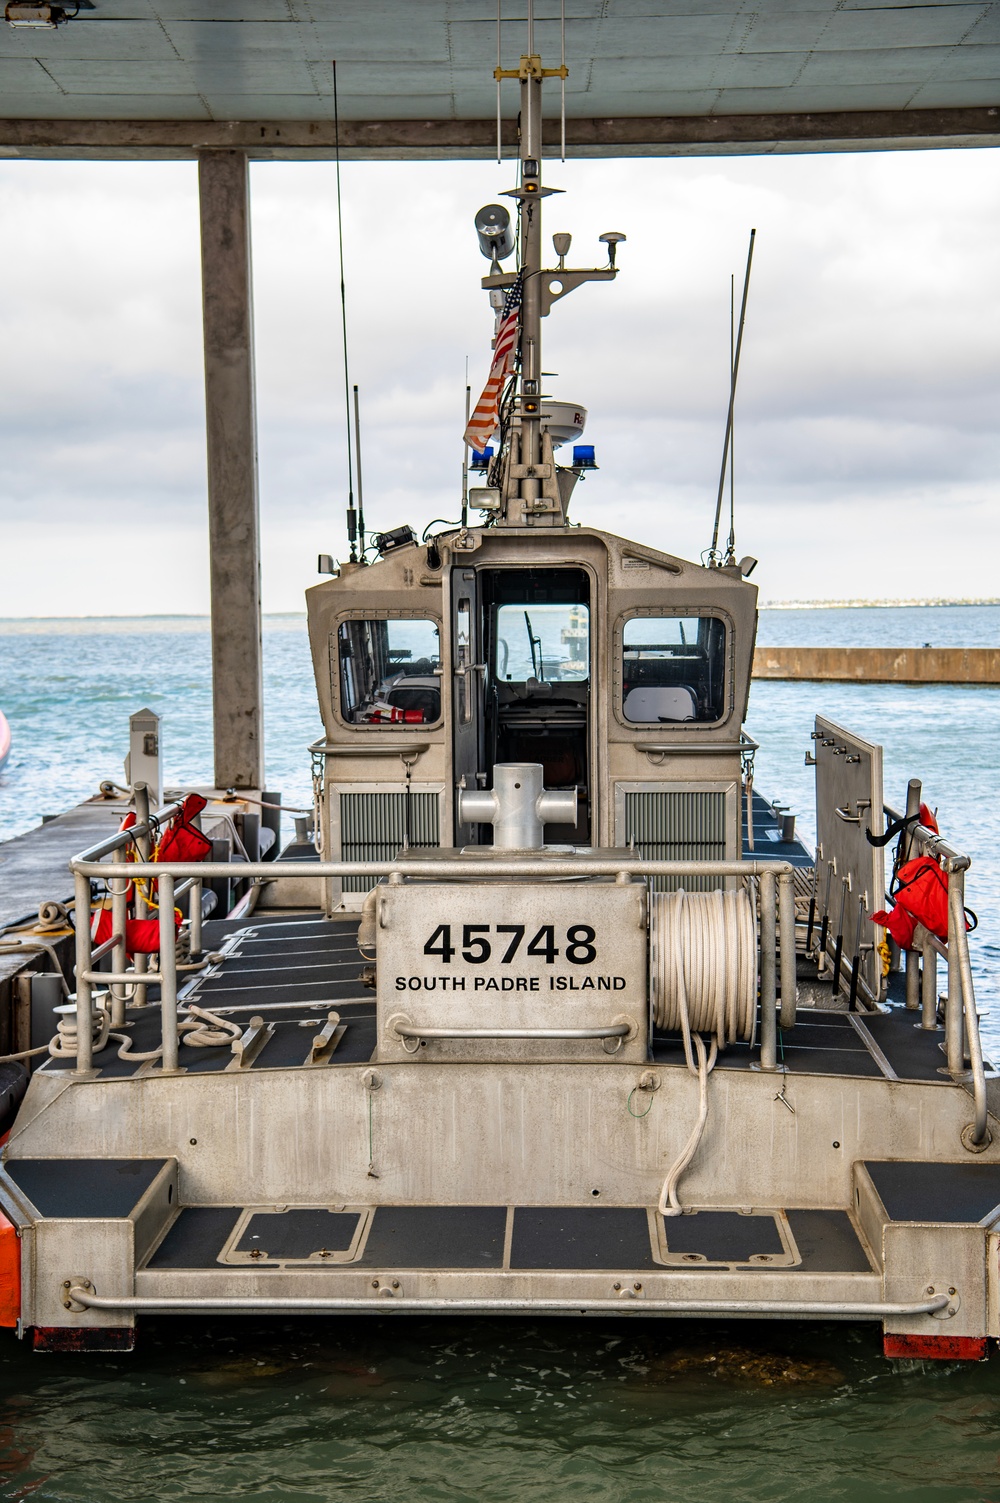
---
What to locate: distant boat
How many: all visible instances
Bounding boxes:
[0,711,10,771]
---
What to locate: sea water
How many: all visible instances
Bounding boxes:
[0,604,999,1502]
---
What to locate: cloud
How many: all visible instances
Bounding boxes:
[0,149,997,613]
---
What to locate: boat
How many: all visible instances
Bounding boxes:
[0,26,995,1362]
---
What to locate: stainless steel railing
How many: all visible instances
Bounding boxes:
[67,806,797,1079]
[883,791,988,1145]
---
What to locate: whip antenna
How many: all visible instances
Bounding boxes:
[332,59,357,562]
[352,384,366,556]
[462,370,471,529]
[710,227,755,565]
[727,272,736,564]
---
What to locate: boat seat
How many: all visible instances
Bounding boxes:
[623,684,697,722]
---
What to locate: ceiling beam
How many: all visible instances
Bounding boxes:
[0,107,997,161]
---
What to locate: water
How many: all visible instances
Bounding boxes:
[1,605,1000,1499]
[0,615,322,840]
[2,1316,1000,1502]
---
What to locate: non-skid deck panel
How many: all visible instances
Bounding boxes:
[41,1009,166,1076]
[140,1203,872,1273]
[237,1209,361,1258]
[147,1207,242,1268]
[164,1013,376,1074]
[865,1161,1000,1225]
[663,1211,785,1262]
[785,1210,874,1273]
[743,791,814,868]
[5,1157,166,1218]
[41,1002,376,1076]
[222,948,363,970]
[510,1207,658,1270]
[249,1015,376,1070]
[200,915,342,946]
[652,1011,882,1078]
[192,978,371,1007]
[357,1206,507,1268]
[861,1010,995,1082]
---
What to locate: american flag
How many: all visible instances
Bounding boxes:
[464,272,522,454]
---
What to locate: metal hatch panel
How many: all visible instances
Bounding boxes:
[813,715,885,1006]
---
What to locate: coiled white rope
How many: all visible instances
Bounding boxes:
[650,887,757,1216]
[40,1001,242,1064]
[650,887,756,1049]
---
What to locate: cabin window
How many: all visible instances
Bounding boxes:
[621,615,726,724]
[338,618,442,726]
[493,603,590,683]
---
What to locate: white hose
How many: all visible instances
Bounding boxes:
[651,887,755,1216]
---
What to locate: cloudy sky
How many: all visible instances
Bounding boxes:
[0,145,997,615]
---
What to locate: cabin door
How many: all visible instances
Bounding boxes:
[451,567,487,844]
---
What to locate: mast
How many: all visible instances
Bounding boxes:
[483,24,624,529]
[516,54,545,517]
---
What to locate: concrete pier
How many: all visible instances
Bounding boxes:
[752,647,1000,685]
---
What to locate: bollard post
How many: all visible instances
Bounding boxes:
[778,871,797,1031]
[73,870,94,1074]
[759,872,777,1070]
[158,873,179,1073]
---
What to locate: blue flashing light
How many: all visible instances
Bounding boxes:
[471,446,494,471]
[572,444,597,469]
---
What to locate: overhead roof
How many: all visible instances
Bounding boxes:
[1,1,998,159]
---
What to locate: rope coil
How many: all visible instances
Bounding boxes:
[40,1001,242,1064]
[650,887,756,1049]
[649,886,757,1216]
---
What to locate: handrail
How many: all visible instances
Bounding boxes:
[391,1019,633,1054]
[72,855,792,879]
[882,801,988,1145]
[66,841,796,1080]
[66,1286,954,1319]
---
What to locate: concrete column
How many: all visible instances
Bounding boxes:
[198,150,265,790]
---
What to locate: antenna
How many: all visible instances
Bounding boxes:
[462,373,471,529]
[353,384,366,558]
[710,227,756,566]
[727,272,736,564]
[496,0,502,164]
[332,59,357,563]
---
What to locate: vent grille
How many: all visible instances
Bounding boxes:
[623,790,727,891]
[339,791,440,893]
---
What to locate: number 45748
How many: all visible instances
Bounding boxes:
[423,923,597,965]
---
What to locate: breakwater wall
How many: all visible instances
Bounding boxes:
[752,647,1000,685]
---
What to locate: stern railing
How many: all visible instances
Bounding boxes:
[66,810,797,1078]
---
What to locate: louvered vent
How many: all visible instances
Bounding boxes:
[339,791,440,893]
[622,790,727,891]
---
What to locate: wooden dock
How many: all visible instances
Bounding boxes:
[752,646,1000,685]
